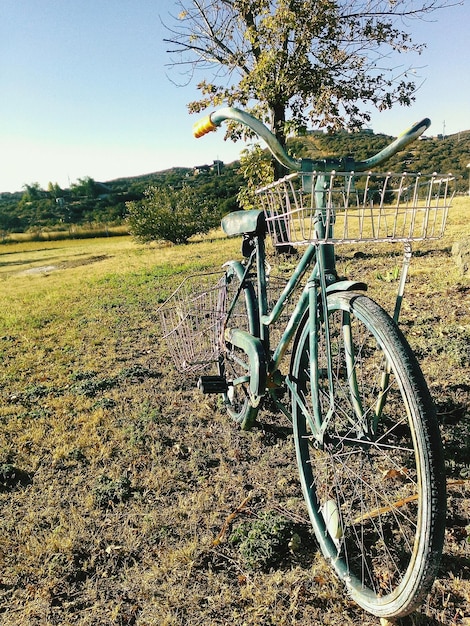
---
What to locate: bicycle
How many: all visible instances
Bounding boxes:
[159,107,454,619]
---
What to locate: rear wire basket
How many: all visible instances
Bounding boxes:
[256,171,455,246]
[158,272,226,373]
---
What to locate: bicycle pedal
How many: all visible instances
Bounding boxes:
[197,376,228,394]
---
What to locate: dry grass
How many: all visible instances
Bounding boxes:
[0,200,469,625]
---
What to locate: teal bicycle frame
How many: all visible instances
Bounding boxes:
[232,228,362,439]
[197,107,432,428]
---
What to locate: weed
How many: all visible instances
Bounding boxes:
[93,474,133,508]
[119,364,160,382]
[229,510,298,570]
[122,404,164,448]
[15,383,55,404]
[0,463,32,491]
[93,397,117,409]
[375,265,401,282]
[71,371,118,396]
[67,448,89,465]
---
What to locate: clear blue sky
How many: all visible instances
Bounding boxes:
[1,0,468,193]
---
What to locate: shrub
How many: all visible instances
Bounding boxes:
[126,184,220,244]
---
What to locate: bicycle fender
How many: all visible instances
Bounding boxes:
[223,259,245,280]
[326,280,367,295]
[224,328,267,404]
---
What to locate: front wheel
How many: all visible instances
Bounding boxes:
[290,292,446,619]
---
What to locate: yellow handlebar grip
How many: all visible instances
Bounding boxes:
[193,115,217,138]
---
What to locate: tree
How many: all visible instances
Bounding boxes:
[21,182,44,202]
[164,0,455,157]
[47,181,63,200]
[237,143,274,208]
[70,176,98,199]
[126,184,219,244]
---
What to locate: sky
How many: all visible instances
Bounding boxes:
[1,0,469,193]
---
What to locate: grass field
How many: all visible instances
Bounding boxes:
[1,198,469,625]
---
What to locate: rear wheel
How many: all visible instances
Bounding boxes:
[290,292,446,618]
[219,265,260,429]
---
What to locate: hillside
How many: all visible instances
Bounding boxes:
[0,163,243,236]
[0,130,468,235]
[291,129,470,180]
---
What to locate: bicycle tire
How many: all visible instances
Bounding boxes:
[290,291,446,618]
[219,265,260,429]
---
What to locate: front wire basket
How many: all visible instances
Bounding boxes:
[158,272,226,373]
[257,171,455,247]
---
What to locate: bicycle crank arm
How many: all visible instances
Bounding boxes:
[225,328,267,405]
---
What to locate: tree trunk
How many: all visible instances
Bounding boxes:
[271,102,289,181]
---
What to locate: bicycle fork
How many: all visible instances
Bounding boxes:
[289,241,375,446]
[300,247,338,445]
[303,244,414,444]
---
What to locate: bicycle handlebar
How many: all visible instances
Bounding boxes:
[193,106,431,173]
[353,117,430,171]
[193,107,302,171]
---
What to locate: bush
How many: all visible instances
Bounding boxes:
[126,184,220,244]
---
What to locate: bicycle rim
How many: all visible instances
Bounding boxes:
[290,292,446,618]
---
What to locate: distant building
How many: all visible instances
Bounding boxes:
[193,164,211,175]
[212,160,224,174]
[193,160,224,175]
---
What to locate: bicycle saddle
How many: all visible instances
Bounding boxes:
[221,209,266,237]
